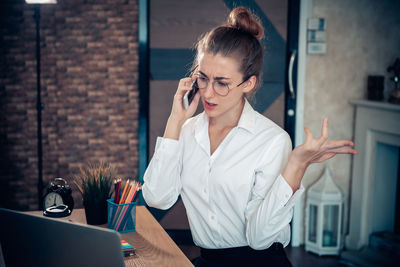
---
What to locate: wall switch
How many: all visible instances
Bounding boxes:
[308,18,326,30]
[308,30,326,42]
[307,43,327,54]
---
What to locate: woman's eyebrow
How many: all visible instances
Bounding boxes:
[197,71,208,78]
[198,71,231,80]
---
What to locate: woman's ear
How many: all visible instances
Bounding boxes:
[242,75,257,93]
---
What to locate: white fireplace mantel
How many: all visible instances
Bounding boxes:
[350,99,400,113]
[346,99,400,250]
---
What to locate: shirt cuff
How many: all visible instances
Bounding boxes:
[154,136,180,158]
[272,174,305,208]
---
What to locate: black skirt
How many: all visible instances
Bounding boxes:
[193,243,292,267]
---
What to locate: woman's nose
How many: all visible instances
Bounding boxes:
[202,82,215,98]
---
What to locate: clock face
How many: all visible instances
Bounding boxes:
[44,192,64,209]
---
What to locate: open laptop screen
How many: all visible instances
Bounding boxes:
[0,208,125,267]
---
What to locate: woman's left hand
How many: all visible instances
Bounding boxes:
[282,118,357,191]
[292,118,357,167]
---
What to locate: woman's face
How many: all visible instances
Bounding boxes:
[196,52,254,121]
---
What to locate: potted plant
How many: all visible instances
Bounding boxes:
[74,161,116,225]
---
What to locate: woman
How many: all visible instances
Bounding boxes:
[143,7,356,267]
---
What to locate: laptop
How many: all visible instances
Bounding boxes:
[0,208,126,267]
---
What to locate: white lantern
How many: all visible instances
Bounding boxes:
[305,167,343,255]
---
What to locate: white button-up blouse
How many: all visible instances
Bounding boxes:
[143,100,304,250]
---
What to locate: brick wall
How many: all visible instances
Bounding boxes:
[0,0,139,210]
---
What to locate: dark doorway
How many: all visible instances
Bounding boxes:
[146,0,300,248]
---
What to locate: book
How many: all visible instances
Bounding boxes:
[121,239,135,257]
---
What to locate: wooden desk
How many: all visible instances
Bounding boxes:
[30,206,193,267]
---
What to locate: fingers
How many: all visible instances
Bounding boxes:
[300,119,359,165]
[312,147,356,163]
[304,118,328,145]
[186,91,201,114]
[177,77,196,97]
[304,127,313,143]
[312,146,358,163]
[318,118,328,143]
[327,147,358,155]
[178,77,194,86]
[321,138,357,155]
[324,140,355,149]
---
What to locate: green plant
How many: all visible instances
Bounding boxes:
[74,161,116,203]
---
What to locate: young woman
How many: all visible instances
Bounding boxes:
[143,7,356,267]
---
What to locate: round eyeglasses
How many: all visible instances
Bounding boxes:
[195,74,249,97]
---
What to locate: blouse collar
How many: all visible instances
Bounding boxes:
[195,98,256,136]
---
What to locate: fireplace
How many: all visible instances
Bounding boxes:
[346,100,400,250]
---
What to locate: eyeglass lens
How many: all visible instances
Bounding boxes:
[196,76,229,96]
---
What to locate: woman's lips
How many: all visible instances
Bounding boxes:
[204,100,217,110]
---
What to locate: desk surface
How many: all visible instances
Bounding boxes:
[30,206,193,267]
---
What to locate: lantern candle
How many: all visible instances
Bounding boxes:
[305,167,344,255]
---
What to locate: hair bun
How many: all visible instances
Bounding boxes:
[227,7,264,40]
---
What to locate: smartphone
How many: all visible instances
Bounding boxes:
[183,79,199,109]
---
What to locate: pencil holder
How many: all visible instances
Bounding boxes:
[107,199,137,233]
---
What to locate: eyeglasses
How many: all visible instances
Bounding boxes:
[195,74,248,97]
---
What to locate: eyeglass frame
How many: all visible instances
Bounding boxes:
[192,71,250,97]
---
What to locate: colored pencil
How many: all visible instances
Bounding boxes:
[110,179,129,227]
[115,181,142,231]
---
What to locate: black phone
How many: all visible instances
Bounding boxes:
[183,79,199,109]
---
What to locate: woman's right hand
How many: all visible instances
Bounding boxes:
[163,77,201,140]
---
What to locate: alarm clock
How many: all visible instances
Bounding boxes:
[43,178,74,216]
